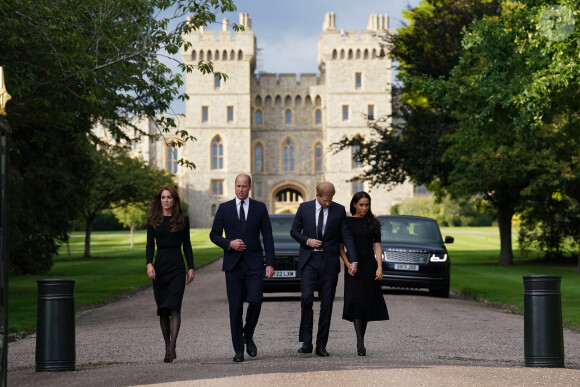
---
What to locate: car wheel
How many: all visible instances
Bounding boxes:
[429,281,450,298]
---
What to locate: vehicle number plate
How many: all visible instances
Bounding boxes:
[273,270,296,278]
[394,264,419,271]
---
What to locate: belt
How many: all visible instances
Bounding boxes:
[313,250,324,254]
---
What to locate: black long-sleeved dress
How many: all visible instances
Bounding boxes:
[342,217,389,322]
[146,216,194,316]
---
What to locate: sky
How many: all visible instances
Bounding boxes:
[169,0,420,114]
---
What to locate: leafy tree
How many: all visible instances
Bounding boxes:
[0,0,239,273]
[111,201,148,250]
[79,148,174,258]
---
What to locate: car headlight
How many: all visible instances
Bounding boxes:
[430,253,447,262]
[381,251,387,262]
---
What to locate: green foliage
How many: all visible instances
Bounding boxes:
[391,195,495,227]
[0,0,239,273]
[79,147,174,257]
[111,202,148,231]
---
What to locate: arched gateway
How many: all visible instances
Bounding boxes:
[272,186,304,214]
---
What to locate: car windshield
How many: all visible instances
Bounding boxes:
[269,216,295,243]
[379,217,442,245]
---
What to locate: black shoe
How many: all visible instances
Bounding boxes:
[168,350,176,361]
[358,347,366,356]
[315,346,330,357]
[245,338,257,357]
[297,342,313,354]
[233,352,244,363]
[163,353,172,363]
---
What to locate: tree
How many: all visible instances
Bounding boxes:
[0,0,239,273]
[111,201,148,250]
[79,148,174,258]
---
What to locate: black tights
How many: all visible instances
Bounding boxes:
[160,310,181,355]
[354,319,368,351]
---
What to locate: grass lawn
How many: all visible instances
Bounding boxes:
[8,229,221,334]
[441,227,580,330]
[8,227,580,334]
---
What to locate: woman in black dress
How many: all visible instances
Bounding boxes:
[340,191,389,356]
[146,186,195,363]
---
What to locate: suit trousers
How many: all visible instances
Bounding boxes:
[299,251,339,348]
[225,257,263,353]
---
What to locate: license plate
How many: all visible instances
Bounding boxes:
[273,270,296,278]
[394,264,419,271]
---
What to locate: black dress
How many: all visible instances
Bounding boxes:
[146,216,194,316]
[342,217,389,322]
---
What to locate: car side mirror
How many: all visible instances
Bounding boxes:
[444,236,454,244]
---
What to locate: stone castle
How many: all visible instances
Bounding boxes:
[100,12,414,227]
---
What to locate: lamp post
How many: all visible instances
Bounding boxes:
[0,66,12,387]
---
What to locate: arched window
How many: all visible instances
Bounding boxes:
[340,49,345,59]
[191,51,197,61]
[223,50,228,60]
[352,143,363,169]
[372,49,377,59]
[207,50,212,60]
[230,49,235,60]
[348,49,353,59]
[200,50,204,60]
[285,109,292,124]
[364,49,369,59]
[356,49,361,59]
[215,49,219,60]
[254,143,263,172]
[211,136,224,170]
[314,143,323,172]
[255,95,262,106]
[255,109,262,124]
[285,95,292,106]
[238,49,243,60]
[283,139,295,172]
[167,143,178,173]
[314,109,322,124]
[332,49,338,59]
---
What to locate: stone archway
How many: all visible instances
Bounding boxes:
[273,187,304,214]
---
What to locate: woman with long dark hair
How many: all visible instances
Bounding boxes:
[146,186,195,363]
[339,191,389,356]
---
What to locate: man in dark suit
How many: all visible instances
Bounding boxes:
[290,182,358,357]
[210,174,275,362]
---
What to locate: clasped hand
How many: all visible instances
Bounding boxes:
[348,262,358,276]
[230,239,246,251]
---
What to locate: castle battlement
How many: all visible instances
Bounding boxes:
[253,73,322,88]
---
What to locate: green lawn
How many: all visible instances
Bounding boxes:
[441,227,580,330]
[8,229,221,333]
[8,227,580,334]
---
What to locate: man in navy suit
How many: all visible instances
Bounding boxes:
[290,182,358,357]
[210,174,275,362]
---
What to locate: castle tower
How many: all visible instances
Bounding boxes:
[181,13,257,226]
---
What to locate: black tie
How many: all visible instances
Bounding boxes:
[239,200,245,230]
[317,208,324,240]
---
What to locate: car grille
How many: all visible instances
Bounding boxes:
[273,256,298,270]
[384,250,430,264]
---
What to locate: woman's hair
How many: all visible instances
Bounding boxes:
[147,185,185,232]
[350,191,381,238]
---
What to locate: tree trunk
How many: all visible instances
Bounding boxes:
[84,214,95,258]
[497,204,514,265]
[130,225,135,250]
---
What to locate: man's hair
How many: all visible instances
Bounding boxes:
[235,173,252,186]
[316,182,335,196]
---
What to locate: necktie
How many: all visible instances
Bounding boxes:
[239,200,245,230]
[317,208,324,240]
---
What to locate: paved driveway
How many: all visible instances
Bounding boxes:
[8,258,580,386]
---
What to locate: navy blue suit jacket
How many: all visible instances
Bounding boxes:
[210,198,275,272]
[290,199,357,274]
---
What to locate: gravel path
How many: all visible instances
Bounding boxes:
[8,258,580,386]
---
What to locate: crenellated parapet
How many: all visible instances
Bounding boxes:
[317,12,392,70]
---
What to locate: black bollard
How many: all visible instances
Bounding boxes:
[35,279,76,371]
[523,275,564,367]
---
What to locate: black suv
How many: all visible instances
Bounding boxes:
[262,214,301,292]
[378,215,454,298]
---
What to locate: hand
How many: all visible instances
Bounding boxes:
[265,265,275,279]
[375,267,383,281]
[146,263,156,279]
[186,269,195,285]
[230,239,246,251]
[308,238,323,248]
[349,262,358,276]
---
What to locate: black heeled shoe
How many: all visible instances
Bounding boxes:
[168,350,176,361]
[357,347,366,356]
[164,353,172,363]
